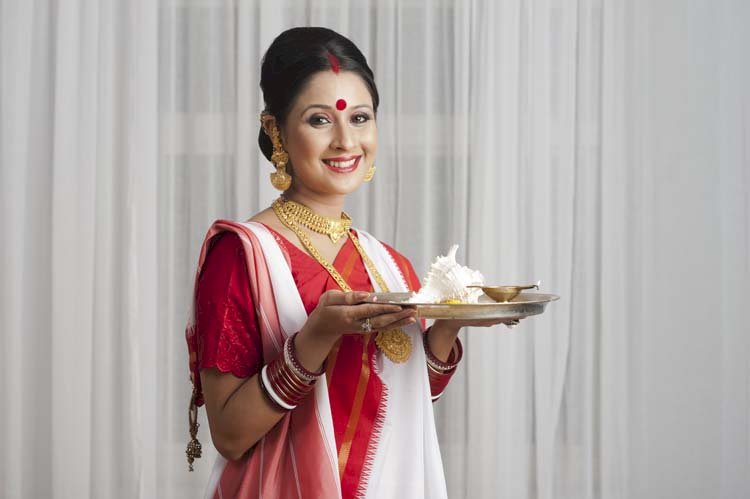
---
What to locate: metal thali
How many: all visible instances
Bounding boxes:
[369,292,560,320]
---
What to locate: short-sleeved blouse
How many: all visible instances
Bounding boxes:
[194,225,422,379]
[194,224,423,495]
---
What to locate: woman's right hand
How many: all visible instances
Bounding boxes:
[294,290,417,371]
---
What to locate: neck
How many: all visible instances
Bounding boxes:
[284,187,346,219]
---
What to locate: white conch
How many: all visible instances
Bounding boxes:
[409,245,485,304]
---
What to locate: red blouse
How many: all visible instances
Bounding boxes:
[194,225,422,379]
[194,225,426,496]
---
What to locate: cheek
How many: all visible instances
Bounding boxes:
[360,127,378,154]
[288,129,328,161]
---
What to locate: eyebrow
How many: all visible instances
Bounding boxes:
[300,103,374,116]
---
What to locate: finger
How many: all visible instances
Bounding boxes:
[462,319,512,328]
[349,302,405,319]
[369,308,416,329]
[473,320,503,327]
[353,314,417,334]
[375,316,417,331]
[481,318,518,326]
[318,289,345,306]
[323,290,371,306]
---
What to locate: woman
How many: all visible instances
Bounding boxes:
[185,27,515,499]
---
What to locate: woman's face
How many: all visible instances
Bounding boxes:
[280,70,377,197]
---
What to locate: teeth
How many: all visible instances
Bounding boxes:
[325,158,357,169]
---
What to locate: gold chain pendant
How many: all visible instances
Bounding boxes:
[374,329,412,364]
[272,198,412,363]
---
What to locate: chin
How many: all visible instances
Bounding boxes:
[293,165,367,196]
[325,181,364,196]
[310,174,365,196]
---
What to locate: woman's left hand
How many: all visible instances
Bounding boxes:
[426,318,521,363]
[431,318,520,333]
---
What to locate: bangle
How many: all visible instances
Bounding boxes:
[284,333,326,383]
[427,363,454,401]
[260,365,296,411]
[261,351,318,411]
[259,333,327,412]
[270,356,312,403]
[424,331,463,374]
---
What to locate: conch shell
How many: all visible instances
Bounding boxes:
[409,245,485,304]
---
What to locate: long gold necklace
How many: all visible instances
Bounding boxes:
[272,197,412,363]
[275,197,352,243]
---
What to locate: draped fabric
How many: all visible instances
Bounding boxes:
[187,221,446,498]
[1,1,749,498]
[185,220,341,499]
[188,225,428,498]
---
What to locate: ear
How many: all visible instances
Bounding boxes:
[260,113,278,138]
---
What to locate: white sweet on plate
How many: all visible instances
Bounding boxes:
[408,245,485,304]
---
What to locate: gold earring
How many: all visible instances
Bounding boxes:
[363,165,376,182]
[261,113,292,191]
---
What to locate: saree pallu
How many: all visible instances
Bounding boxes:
[186,221,447,499]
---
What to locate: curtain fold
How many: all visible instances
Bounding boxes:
[1,1,747,498]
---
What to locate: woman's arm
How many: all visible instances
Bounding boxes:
[202,290,414,461]
[201,369,286,461]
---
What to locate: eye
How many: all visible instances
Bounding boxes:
[308,114,331,126]
[351,113,372,125]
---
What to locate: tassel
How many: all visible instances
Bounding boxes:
[186,391,202,471]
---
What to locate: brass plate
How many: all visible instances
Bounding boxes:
[369,292,560,320]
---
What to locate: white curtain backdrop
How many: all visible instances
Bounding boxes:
[1,1,748,498]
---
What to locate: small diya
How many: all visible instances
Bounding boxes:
[468,282,540,303]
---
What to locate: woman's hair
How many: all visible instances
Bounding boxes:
[258,27,379,162]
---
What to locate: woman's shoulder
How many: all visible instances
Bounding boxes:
[203,209,289,247]
[245,208,300,244]
[245,207,275,225]
[202,212,269,265]
[203,231,244,273]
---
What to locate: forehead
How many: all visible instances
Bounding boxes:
[292,71,372,110]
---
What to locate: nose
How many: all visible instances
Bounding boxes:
[331,123,354,151]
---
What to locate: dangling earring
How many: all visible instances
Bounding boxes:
[261,114,292,191]
[363,165,376,182]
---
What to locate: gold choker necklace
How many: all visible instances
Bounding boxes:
[273,197,352,243]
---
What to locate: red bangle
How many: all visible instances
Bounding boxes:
[424,330,463,373]
[262,354,316,410]
[260,333,327,411]
[275,359,310,393]
[428,368,454,401]
[272,357,310,399]
[260,364,295,410]
[285,332,326,382]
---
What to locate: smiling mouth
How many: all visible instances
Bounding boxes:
[322,155,361,173]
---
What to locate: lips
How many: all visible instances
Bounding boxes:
[322,155,361,173]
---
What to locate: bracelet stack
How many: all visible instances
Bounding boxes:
[259,333,326,410]
[424,332,464,401]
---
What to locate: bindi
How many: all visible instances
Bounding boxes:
[325,53,347,111]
